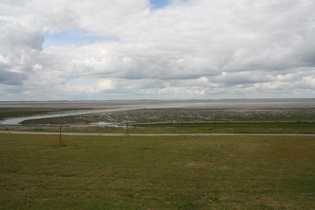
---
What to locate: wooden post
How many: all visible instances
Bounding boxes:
[59,126,62,146]
[126,122,129,136]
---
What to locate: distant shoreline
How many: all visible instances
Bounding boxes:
[1,98,315,103]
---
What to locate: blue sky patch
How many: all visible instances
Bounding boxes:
[43,29,115,46]
[150,0,170,9]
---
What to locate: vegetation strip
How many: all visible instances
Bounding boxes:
[1,131,314,136]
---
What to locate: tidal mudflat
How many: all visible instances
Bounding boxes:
[1,99,314,125]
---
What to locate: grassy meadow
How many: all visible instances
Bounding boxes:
[0,133,314,209]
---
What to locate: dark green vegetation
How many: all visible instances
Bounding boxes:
[0,109,52,121]
[0,108,85,121]
[1,122,314,134]
[133,122,315,134]
[7,122,314,134]
[0,134,314,209]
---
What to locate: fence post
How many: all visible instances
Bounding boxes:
[126,122,129,136]
[59,126,62,146]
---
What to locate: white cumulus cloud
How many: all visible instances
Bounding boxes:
[0,0,314,100]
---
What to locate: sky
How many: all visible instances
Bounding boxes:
[0,0,315,101]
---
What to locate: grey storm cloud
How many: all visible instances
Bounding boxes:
[0,0,314,100]
[0,70,26,85]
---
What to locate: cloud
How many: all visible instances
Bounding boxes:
[0,15,43,88]
[0,0,315,100]
[0,70,26,85]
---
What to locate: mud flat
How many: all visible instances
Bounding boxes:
[0,99,314,126]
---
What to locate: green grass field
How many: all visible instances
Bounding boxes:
[0,133,314,209]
